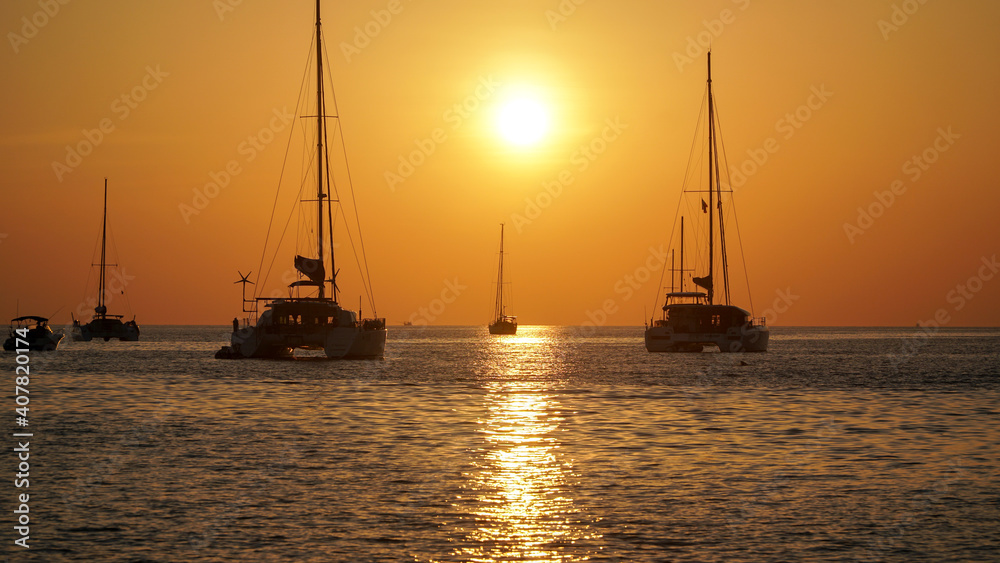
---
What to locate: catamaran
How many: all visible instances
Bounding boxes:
[488,223,517,335]
[216,0,385,359]
[645,53,768,353]
[72,179,140,342]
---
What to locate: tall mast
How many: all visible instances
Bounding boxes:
[714,88,730,306]
[706,52,715,304]
[98,178,108,315]
[670,250,675,293]
[495,223,505,318]
[315,0,326,299]
[712,56,730,306]
[680,216,685,293]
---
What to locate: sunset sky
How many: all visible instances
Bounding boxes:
[1,0,998,326]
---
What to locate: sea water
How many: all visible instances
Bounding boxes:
[2,326,998,562]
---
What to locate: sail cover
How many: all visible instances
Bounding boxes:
[693,274,713,291]
[294,255,325,284]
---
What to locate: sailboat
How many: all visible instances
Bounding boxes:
[488,223,517,335]
[72,179,140,342]
[644,53,768,353]
[215,0,385,359]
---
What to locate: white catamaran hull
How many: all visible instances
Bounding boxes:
[644,325,769,353]
[229,324,386,359]
[344,327,388,358]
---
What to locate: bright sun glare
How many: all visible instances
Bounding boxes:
[497,98,549,146]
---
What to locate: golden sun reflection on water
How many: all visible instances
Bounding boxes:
[456,326,598,562]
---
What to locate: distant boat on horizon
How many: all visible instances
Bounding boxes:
[4,316,64,351]
[216,0,385,360]
[72,179,140,342]
[645,53,768,353]
[488,223,517,335]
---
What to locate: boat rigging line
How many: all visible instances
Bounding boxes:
[254,33,314,302]
[321,32,378,317]
[253,12,379,318]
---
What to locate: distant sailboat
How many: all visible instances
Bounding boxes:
[72,179,140,342]
[488,223,517,335]
[645,53,768,353]
[216,0,385,359]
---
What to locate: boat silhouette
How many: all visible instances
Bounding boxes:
[645,53,768,353]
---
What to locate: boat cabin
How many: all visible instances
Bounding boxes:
[261,298,355,329]
[9,315,52,335]
[653,292,754,334]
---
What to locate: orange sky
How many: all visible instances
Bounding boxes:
[1,0,998,326]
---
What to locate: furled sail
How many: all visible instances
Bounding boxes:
[294,255,325,284]
[693,274,713,291]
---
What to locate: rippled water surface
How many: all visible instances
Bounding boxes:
[3,326,999,562]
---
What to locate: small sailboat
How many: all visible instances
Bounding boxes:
[3,316,64,351]
[72,179,140,342]
[645,53,768,353]
[488,223,517,335]
[216,0,385,359]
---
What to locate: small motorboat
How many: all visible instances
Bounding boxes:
[3,316,65,351]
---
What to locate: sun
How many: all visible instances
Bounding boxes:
[497,98,550,147]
